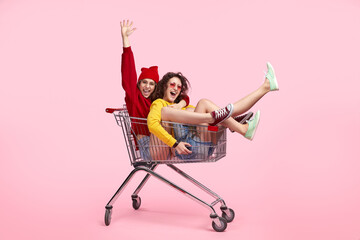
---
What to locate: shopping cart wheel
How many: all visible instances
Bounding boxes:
[212,217,227,232]
[104,208,112,226]
[132,197,141,210]
[221,208,235,223]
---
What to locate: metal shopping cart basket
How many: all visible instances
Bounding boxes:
[104,106,235,232]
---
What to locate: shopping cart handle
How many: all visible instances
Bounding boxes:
[106,108,125,113]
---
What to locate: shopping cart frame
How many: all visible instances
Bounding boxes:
[104,107,235,232]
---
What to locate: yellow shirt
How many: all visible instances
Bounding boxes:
[147,99,194,147]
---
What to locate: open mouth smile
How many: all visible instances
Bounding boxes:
[142,89,151,95]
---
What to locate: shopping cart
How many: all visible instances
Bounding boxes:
[104,106,235,232]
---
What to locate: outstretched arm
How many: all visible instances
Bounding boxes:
[120,20,136,48]
[120,20,137,96]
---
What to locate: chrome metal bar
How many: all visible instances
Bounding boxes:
[116,113,135,165]
[166,164,226,206]
[106,167,142,206]
[136,167,217,214]
[106,166,218,215]
[132,164,158,196]
[211,199,222,206]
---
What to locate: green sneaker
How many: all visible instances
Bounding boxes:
[244,110,260,140]
[265,62,279,91]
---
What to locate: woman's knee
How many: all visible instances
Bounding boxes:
[197,98,212,106]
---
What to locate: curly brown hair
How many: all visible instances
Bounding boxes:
[151,72,190,103]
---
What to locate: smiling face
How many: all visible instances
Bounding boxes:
[138,78,156,98]
[163,77,182,103]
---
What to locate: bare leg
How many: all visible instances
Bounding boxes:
[162,77,270,126]
[163,78,271,122]
[162,99,249,135]
[193,99,248,135]
[161,107,213,124]
[232,78,271,116]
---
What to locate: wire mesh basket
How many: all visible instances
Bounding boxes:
[110,107,227,165]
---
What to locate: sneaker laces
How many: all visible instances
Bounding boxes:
[214,107,228,119]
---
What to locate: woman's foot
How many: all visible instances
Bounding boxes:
[210,103,234,126]
[234,112,254,123]
[230,112,254,133]
[244,110,261,140]
[265,62,279,91]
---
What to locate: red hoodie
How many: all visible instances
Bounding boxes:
[121,46,152,119]
[121,46,190,136]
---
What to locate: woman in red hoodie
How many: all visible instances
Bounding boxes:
[121,20,195,160]
[120,20,189,118]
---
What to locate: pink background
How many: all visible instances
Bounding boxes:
[1,0,360,239]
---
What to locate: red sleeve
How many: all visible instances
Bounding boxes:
[183,95,190,106]
[121,46,137,100]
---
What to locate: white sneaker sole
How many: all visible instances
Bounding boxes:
[230,112,254,133]
[246,110,261,141]
[267,62,279,91]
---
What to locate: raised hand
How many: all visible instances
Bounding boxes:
[120,20,136,38]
